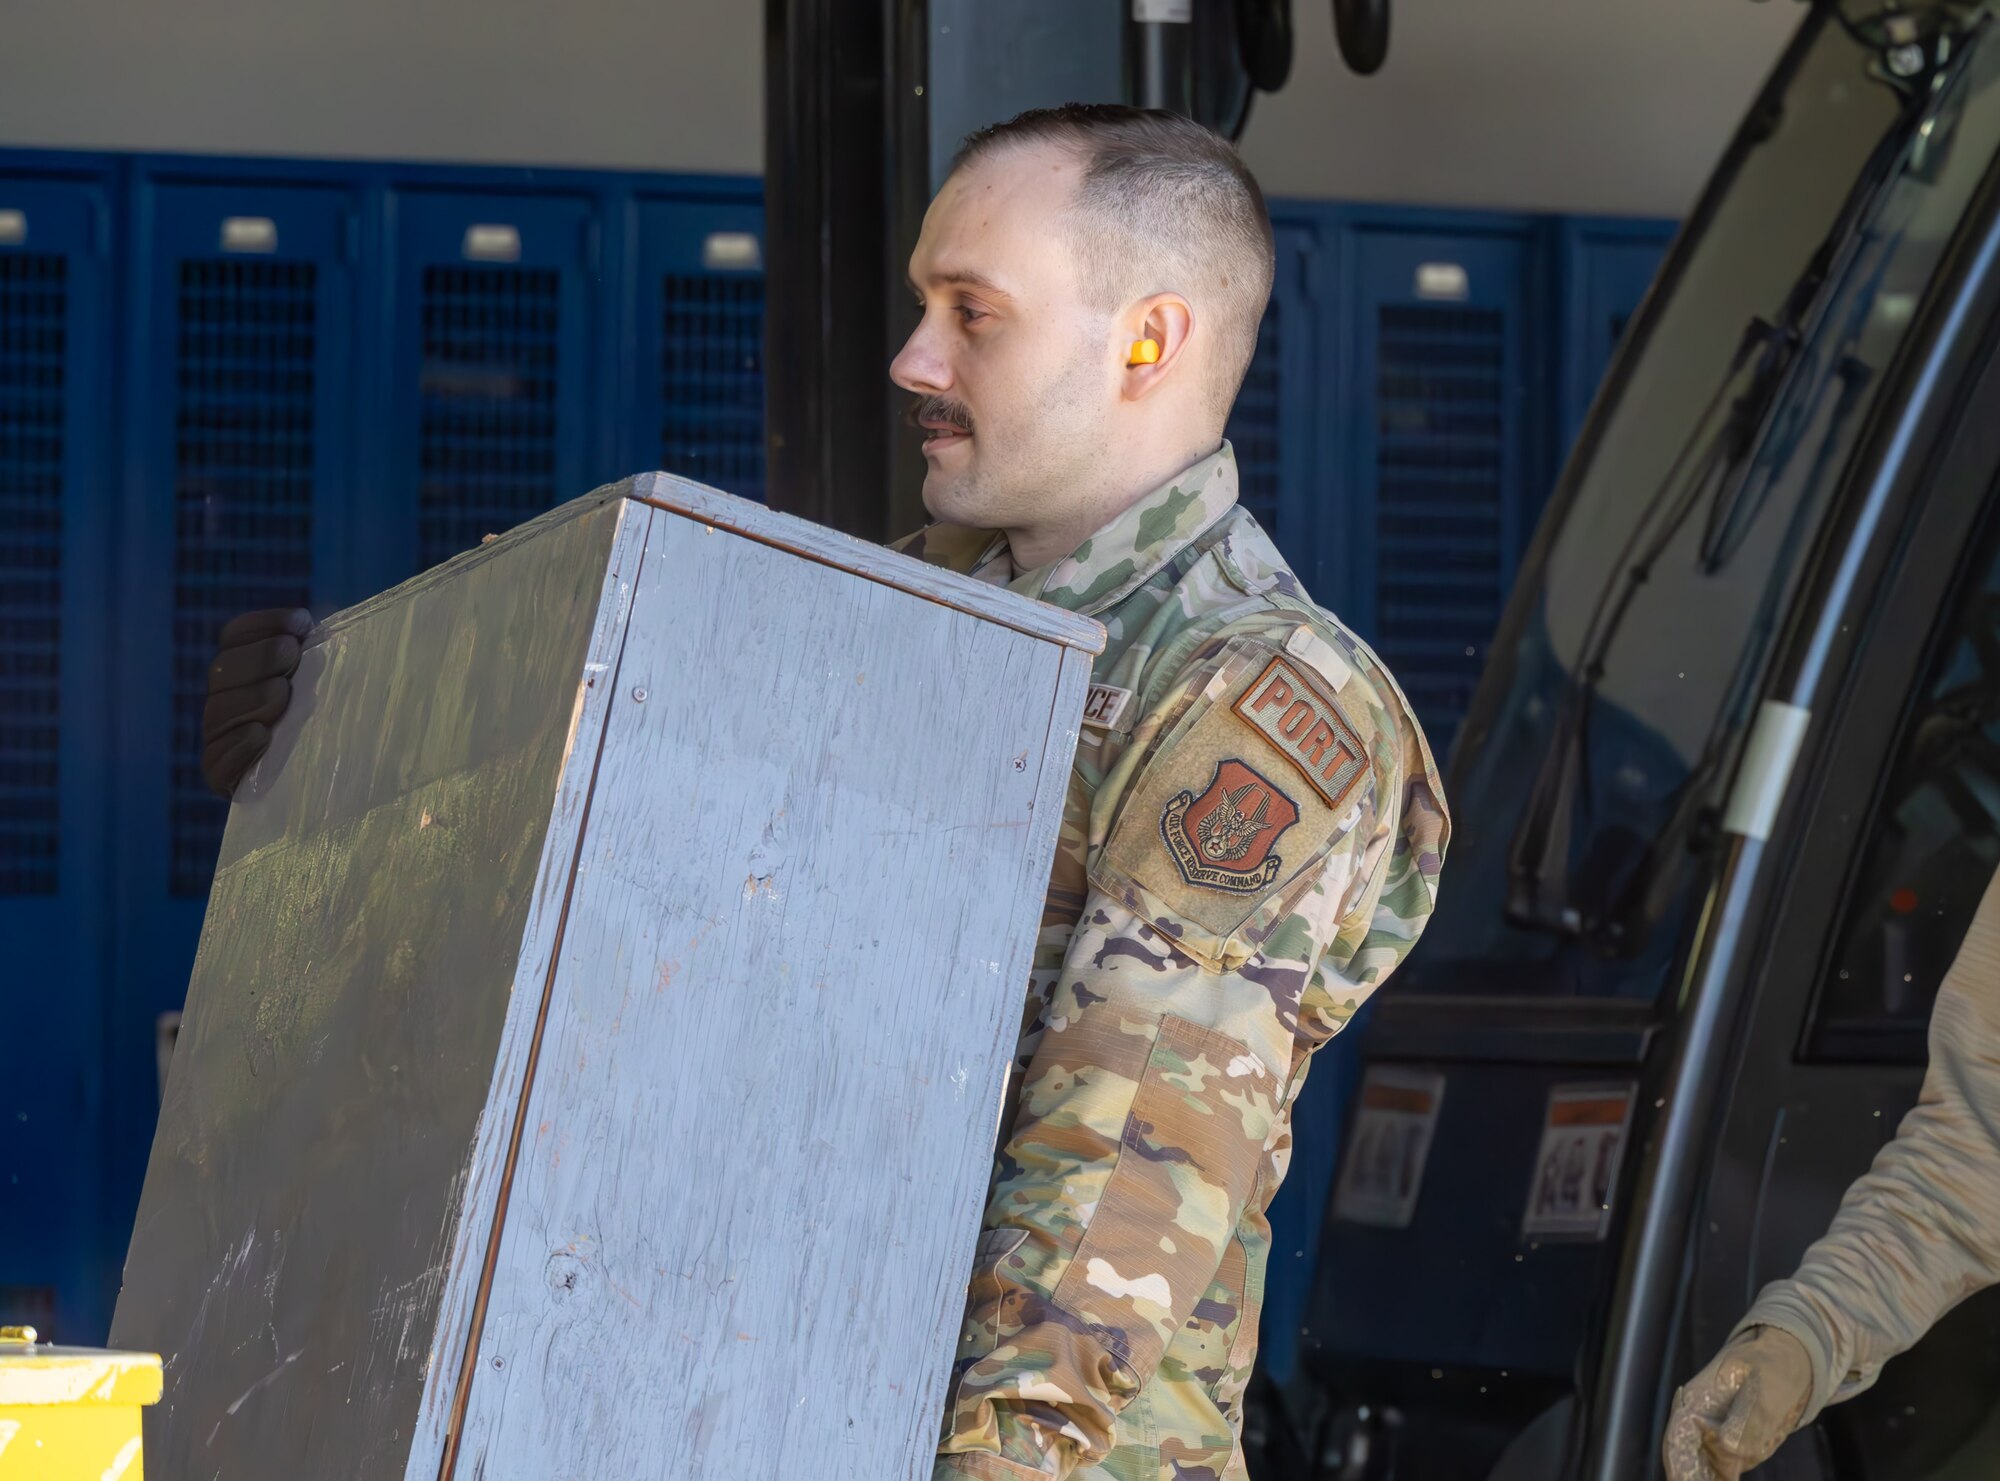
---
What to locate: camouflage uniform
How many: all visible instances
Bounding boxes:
[1732,862,2000,1426]
[897,444,1450,1481]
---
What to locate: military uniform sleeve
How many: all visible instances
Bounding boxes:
[933,630,1447,1480]
[1734,864,2000,1424]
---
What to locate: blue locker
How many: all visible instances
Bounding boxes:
[383,191,597,582]
[0,170,115,1343]
[1260,226,1538,1374]
[1343,222,1537,756]
[1557,219,1675,454]
[1229,218,1361,1389]
[1225,221,1323,587]
[633,197,767,500]
[108,180,357,1333]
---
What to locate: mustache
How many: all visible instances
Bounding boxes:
[908,395,974,435]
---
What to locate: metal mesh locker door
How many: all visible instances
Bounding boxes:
[388,193,595,578]
[1347,227,1535,755]
[1223,223,1318,583]
[1229,300,1284,527]
[0,171,114,1343]
[634,197,767,501]
[110,180,355,1301]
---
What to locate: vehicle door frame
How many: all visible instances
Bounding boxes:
[1577,146,2000,1480]
[1684,349,2000,1478]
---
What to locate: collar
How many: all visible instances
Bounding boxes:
[1013,444,1240,615]
[894,443,1240,616]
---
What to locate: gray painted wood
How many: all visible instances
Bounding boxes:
[110,496,647,1479]
[444,505,1084,1480]
[111,478,1090,1480]
[401,502,657,1481]
[626,471,1107,656]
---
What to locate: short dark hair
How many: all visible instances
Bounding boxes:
[952,105,1275,413]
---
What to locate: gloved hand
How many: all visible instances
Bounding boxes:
[1661,1326,1815,1480]
[201,607,312,798]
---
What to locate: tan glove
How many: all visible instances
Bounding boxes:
[1661,1326,1815,1480]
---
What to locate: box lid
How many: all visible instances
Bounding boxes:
[0,1328,162,1407]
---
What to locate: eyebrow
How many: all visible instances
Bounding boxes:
[907,268,1013,300]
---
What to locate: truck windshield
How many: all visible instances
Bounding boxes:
[1400,4,2000,1000]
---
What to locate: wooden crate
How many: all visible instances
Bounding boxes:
[111,476,1101,1479]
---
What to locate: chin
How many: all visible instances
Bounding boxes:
[921,470,982,527]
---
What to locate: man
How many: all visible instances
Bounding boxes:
[1663,865,2000,1479]
[201,105,1449,1481]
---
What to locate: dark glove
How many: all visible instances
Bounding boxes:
[201,607,313,798]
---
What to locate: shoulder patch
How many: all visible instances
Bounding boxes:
[1092,638,1381,962]
[1161,759,1300,893]
[1232,656,1369,813]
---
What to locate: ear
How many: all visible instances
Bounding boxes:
[1121,294,1195,402]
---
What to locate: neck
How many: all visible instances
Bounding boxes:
[1005,434,1222,571]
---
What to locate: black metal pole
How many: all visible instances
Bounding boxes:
[886,0,934,538]
[1131,9,1193,115]
[763,0,906,540]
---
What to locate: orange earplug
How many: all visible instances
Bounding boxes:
[1128,338,1160,365]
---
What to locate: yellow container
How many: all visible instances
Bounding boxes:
[0,1326,161,1480]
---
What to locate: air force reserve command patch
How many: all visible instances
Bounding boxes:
[1092,634,1385,966]
[1161,759,1299,892]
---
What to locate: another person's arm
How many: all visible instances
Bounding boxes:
[1664,865,2000,1479]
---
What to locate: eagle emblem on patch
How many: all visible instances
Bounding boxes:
[1161,759,1300,893]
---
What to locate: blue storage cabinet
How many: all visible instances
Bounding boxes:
[633,196,767,500]
[1230,215,1354,1390]
[1231,212,1542,1384]
[1241,219,1366,1381]
[1342,219,1540,757]
[382,191,598,584]
[1254,212,1544,1386]
[107,178,359,1300]
[0,166,116,1344]
[1557,218,1675,453]
[1226,220,1325,586]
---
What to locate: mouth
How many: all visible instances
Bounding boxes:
[910,398,974,453]
[920,421,972,452]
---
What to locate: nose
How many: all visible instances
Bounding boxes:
[890,316,951,396]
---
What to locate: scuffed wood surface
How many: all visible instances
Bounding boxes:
[402,503,656,1481]
[109,474,1093,1481]
[626,471,1107,656]
[110,498,639,1479]
[446,507,1081,1481]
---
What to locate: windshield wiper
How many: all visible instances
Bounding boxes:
[1502,36,1955,944]
[1593,349,1875,955]
[1504,318,1797,935]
